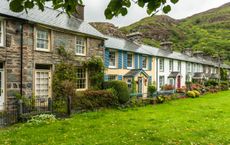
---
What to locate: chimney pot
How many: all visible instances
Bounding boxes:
[160,41,173,52]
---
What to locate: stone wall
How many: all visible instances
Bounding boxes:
[2,18,104,104]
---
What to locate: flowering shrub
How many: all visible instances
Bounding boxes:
[161,84,174,90]
[176,86,186,93]
[186,91,196,98]
[193,90,200,97]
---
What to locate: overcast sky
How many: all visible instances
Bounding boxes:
[83,0,230,27]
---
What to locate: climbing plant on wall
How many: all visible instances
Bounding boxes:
[84,56,105,90]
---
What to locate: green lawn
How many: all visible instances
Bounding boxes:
[1,91,230,145]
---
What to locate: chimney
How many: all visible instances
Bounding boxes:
[160,42,173,52]
[182,48,193,57]
[126,32,143,43]
[73,4,85,20]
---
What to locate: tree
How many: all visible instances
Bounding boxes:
[8,0,179,19]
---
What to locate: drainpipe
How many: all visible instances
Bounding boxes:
[20,23,24,96]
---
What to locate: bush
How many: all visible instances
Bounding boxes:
[148,85,156,97]
[186,91,196,98]
[72,89,118,111]
[156,95,165,103]
[204,80,219,87]
[161,84,174,90]
[27,114,56,125]
[176,86,186,93]
[193,90,200,97]
[220,81,229,91]
[103,81,129,104]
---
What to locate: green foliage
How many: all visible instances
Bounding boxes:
[8,0,178,19]
[204,80,219,87]
[220,81,229,91]
[84,57,104,90]
[1,91,230,144]
[220,68,228,81]
[148,85,157,97]
[103,80,129,104]
[186,91,196,98]
[131,78,137,93]
[193,90,200,97]
[27,114,56,126]
[156,95,165,103]
[72,89,118,111]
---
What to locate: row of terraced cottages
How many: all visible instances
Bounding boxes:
[0,1,229,110]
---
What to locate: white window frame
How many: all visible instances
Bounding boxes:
[76,68,87,90]
[0,19,4,47]
[169,59,173,72]
[35,28,50,52]
[127,78,132,88]
[168,78,174,86]
[109,50,117,68]
[159,76,165,87]
[178,61,181,72]
[127,53,133,69]
[142,55,148,70]
[75,36,86,56]
[108,75,117,81]
[35,70,51,99]
[159,58,164,72]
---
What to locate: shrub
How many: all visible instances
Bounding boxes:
[156,95,165,103]
[27,114,56,125]
[103,81,129,104]
[176,86,186,93]
[220,81,229,91]
[193,90,200,97]
[186,91,196,98]
[204,80,219,87]
[72,89,118,111]
[161,84,174,90]
[148,85,156,97]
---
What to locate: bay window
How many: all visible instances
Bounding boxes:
[76,36,86,55]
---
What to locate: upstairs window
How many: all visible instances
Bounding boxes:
[36,28,50,51]
[0,20,3,46]
[76,68,87,90]
[159,58,164,72]
[142,56,148,69]
[127,53,133,68]
[178,61,181,72]
[169,59,173,72]
[109,50,116,68]
[76,36,86,55]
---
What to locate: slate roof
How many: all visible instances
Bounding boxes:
[123,69,149,78]
[0,0,105,39]
[105,36,230,68]
[168,72,181,78]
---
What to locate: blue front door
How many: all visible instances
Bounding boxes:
[138,77,142,93]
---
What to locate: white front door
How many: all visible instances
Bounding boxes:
[0,70,4,111]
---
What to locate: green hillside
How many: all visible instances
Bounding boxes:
[120,2,230,63]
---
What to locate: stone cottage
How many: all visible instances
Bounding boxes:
[0,1,106,110]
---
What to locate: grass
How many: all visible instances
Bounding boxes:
[1,91,230,145]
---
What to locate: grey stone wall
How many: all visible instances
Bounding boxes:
[2,19,104,103]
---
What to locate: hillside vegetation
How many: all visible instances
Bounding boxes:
[91,3,230,64]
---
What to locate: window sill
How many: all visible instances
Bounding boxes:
[75,53,86,56]
[36,48,51,52]
[109,66,117,69]
[127,67,133,70]
[76,88,87,91]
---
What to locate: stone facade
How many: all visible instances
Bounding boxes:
[1,18,104,105]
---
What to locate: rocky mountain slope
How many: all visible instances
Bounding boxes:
[90,2,230,64]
